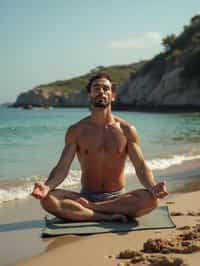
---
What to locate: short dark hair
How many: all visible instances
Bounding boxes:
[86,73,116,93]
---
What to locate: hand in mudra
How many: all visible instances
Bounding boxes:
[31,182,50,200]
[149,181,168,199]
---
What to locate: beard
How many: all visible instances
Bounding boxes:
[91,98,110,108]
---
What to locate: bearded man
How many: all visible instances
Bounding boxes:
[32,73,168,222]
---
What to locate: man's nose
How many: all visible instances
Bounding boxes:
[98,87,104,94]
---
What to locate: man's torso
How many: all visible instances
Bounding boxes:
[72,116,132,192]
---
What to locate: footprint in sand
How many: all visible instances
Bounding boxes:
[170,211,185,216]
[171,211,200,216]
[187,211,200,216]
[166,201,175,205]
[177,226,191,230]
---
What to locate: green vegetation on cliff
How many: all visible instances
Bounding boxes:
[139,14,200,79]
[38,61,146,94]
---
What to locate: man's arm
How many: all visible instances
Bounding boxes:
[44,126,77,190]
[125,125,168,198]
[32,126,77,199]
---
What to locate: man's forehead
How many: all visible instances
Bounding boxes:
[91,78,112,87]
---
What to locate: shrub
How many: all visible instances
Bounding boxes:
[162,34,176,51]
[191,15,200,25]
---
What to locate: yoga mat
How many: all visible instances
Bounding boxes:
[42,206,175,237]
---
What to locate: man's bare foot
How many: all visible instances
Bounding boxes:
[77,197,95,209]
[77,197,128,222]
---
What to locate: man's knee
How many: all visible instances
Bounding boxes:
[145,190,160,209]
[150,196,160,208]
[40,193,60,213]
[133,192,159,218]
[133,189,160,210]
[40,189,70,211]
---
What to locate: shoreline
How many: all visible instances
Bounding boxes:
[7,105,200,113]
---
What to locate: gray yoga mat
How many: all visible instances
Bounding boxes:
[42,206,175,237]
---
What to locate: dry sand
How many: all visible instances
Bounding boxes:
[0,188,197,266]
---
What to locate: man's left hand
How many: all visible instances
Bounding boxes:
[149,181,168,199]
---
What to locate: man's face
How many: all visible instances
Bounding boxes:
[89,78,115,108]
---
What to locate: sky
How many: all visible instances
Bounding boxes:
[0,0,200,103]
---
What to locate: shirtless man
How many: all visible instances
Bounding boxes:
[32,73,168,222]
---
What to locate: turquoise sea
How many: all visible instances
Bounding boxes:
[1,107,200,203]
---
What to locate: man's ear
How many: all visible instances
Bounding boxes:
[111,91,116,102]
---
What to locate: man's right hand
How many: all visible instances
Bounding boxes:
[148,181,168,199]
[31,182,50,200]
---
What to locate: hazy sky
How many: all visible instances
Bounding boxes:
[1,0,200,103]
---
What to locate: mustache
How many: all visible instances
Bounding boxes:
[95,95,106,99]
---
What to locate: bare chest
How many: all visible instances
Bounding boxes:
[77,125,127,154]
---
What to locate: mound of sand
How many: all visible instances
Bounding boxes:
[117,223,200,265]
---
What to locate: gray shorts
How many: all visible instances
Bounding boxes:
[80,188,125,202]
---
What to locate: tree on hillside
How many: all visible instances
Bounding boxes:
[191,15,200,25]
[162,34,176,51]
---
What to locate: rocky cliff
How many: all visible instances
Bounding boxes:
[115,16,200,110]
[117,51,200,110]
[14,87,88,108]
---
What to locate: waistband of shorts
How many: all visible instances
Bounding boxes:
[80,187,125,195]
[80,187,125,202]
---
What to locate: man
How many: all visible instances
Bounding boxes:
[32,73,168,222]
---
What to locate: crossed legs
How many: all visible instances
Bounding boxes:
[41,189,126,221]
[41,189,159,222]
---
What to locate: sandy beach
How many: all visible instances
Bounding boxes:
[1,158,200,266]
[0,179,199,266]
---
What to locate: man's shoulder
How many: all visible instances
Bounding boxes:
[115,116,138,140]
[65,116,91,143]
[67,116,91,133]
[115,116,136,131]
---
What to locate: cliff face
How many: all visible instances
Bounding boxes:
[14,87,88,107]
[117,65,200,108]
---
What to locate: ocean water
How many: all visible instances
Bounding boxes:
[1,106,200,203]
